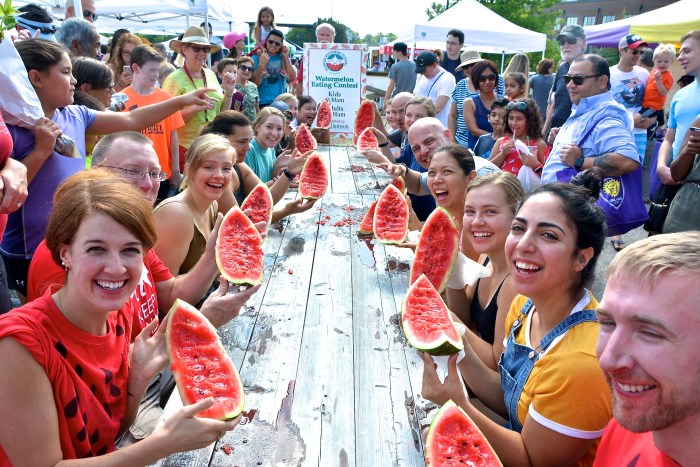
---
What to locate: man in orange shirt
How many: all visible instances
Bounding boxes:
[122,45,184,202]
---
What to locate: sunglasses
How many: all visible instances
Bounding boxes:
[267,39,282,46]
[239,64,254,72]
[82,10,98,20]
[630,48,646,55]
[188,45,211,53]
[563,74,602,85]
[558,37,578,46]
[478,73,497,83]
[506,101,528,111]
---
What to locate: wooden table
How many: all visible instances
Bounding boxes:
[154,145,436,467]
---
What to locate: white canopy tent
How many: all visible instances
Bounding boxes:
[396,0,547,54]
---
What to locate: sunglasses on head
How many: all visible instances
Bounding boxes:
[82,10,98,20]
[267,39,282,46]
[479,73,497,83]
[558,37,578,46]
[239,64,254,72]
[189,45,211,53]
[563,74,602,85]
[506,101,528,111]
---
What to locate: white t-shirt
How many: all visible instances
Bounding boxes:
[609,65,650,136]
[413,69,456,128]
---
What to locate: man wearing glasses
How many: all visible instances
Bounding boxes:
[64,0,97,22]
[542,54,639,184]
[543,24,587,140]
[251,29,296,108]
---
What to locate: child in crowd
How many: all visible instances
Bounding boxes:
[473,98,509,159]
[489,98,546,177]
[247,107,286,182]
[504,72,527,101]
[274,93,299,121]
[122,45,185,202]
[641,43,676,138]
[216,58,237,83]
[252,6,276,55]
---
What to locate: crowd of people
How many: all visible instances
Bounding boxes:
[0,1,698,464]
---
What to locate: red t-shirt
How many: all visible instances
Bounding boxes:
[0,113,12,238]
[27,241,173,340]
[498,136,539,176]
[594,418,681,466]
[0,293,134,461]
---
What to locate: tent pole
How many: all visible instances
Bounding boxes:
[542,50,545,60]
[501,52,505,73]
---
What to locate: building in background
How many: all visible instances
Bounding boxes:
[550,0,676,28]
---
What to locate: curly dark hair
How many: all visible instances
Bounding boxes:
[503,98,542,140]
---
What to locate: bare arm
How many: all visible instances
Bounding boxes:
[488,137,507,167]
[670,117,700,181]
[153,200,195,276]
[463,98,488,138]
[434,95,450,116]
[656,127,678,185]
[542,93,555,138]
[591,153,640,176]
[384,79,395,101]
[448,102,458,142]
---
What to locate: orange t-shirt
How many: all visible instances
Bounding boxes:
[642,69,674,110]
[121,87,185,178]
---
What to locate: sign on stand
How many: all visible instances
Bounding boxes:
[301,43,368,146]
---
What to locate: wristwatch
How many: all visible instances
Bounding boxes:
[574,156,585,172]
[378,141,389,148]
[283,168,295,182]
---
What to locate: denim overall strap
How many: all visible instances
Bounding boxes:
[498,302,597,433]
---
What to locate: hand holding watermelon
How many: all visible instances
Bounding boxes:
[200,277,261,328]
[420,352,469,408]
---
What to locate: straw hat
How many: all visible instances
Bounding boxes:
[456,50,481,70]
[169,26,221,54]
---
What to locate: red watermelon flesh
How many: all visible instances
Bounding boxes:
[295,123,317,154]
[391,176,407,195]
[357,200,378,235]
[401,274,463,356]
[316,100,333,128]
[356,127,379,152]
[373,184,408,244]
[216,207,264,285]
[353,100,375,144]
[410,207,459,293]
[240,183,273,231]
[298,152,328,199]
[425,400,502,466]
[166,299,245,420]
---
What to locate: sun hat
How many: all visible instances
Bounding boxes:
[169,26,220,54]
[414,50,438,73]
[618,34,648,50]
[223,31,247,49]
[455,50,481,70]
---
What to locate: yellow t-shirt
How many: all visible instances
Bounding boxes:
[503,293,612,467]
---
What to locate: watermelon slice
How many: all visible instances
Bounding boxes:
[353,100,375,144]
[240,183,273,231]
[316,100,333,128]
[295,123,317,154]
[357,200,378,235]
[298,151,328,199]
[402,274,463,355]
[215,207,264,285]
[410,207,459,293]
[391,176,407,195]
[373,184,408,244]
[425,400,502,466]
[166,299,245,420]
[356,127,379,152]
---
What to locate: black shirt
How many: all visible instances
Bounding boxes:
[551,61,573,129]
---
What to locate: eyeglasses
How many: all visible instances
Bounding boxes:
[630,48,646,55]
[266,39,282,46]
[478,73,497,83]
[83,10,98,20]
[558,37,578,46]
[101,166,167,182]
[506,101,528,111]
[239,65,254,72]
[121,50,131,57]
[188,45,211,53]
[563,74,602,85]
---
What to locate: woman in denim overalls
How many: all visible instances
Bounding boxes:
[422,171,613,466]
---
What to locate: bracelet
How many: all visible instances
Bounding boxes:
[574,156,585,172]
[378,142,389,148]
[283,168,295,182]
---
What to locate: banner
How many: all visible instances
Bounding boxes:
[302,43,368,146]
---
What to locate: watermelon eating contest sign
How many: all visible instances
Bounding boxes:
[302,43,368,146]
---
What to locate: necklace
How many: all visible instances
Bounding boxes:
[183,65,210,122]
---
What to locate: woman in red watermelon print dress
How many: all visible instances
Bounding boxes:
[0,171,240,464]
[421,170,612,466]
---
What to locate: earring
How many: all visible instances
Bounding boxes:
[61,259,71,271]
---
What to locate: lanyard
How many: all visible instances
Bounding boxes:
[183,66,209,122]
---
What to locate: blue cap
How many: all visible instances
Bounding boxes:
[16,16,57,41]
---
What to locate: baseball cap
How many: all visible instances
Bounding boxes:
[269,101,291,113]
[556,24,586,42]
[223,31,247,49]
[414,50,437,73]
[618,34,648,50]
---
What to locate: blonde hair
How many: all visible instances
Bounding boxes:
[606,232,700,286]
[653,43,676,61]
[274,92,299,107]
[252,106,285,134]
[182,134,234,188]
[405,96,436,117]
[465,171,525,214]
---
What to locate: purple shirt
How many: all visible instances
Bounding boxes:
[2,105,96,259]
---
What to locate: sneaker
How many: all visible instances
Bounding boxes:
[647,120,658,140]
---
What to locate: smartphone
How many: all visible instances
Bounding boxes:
[689,126,700,133]
[123,65,132,74]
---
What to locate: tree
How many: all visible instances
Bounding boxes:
[361,32,398,46]
[286,17,360,45]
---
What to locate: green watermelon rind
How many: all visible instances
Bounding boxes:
[298,152,328,199]
[425,400,503,467]
[166,299,246,420]
[316,100,333,129]
[215,207,264,286]
[295,123,317,154]
[357,200,377,235]
[240,183,274,233]
[373,184,408,244]
[410,207,459,293]
[401,274,464,356]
